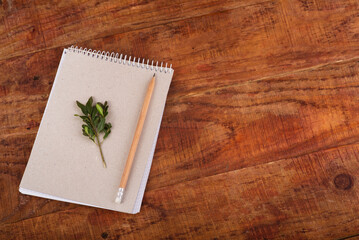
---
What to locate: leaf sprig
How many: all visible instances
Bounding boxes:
[75,97,112,168]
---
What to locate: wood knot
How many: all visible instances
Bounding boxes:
[101,232,108,239]
[334,173,353,190]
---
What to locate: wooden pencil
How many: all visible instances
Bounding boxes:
[115,73,156,203]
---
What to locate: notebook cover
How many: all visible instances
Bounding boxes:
[19,48,173,213]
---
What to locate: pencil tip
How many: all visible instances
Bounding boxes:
[153,73,155,77]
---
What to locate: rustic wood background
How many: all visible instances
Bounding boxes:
[1,0,359,239]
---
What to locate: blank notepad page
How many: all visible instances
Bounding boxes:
[19,46,173,214]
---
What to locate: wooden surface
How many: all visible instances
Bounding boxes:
[1,0,359,239]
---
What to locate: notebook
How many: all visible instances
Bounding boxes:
[19,46,174,214]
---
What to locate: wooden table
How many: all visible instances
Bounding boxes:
[1,0,359,239]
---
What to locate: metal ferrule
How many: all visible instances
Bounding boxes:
[115,188,125,203]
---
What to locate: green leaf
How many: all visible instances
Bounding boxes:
[84,126,89,135]
[98,118,105,132]
[76,101,88,115]
[86,97,93,115]
[104,129,111,139]
[91,106,97,119]
[98,102,104,108]
[104,123,112,131]
[87,96,93,105]
[96,103,104,117]
[88,127,95,137]
[83,118,91,125]
[94,116,100,127]
[104,104,109,115]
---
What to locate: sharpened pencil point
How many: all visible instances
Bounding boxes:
[153,73,155,77]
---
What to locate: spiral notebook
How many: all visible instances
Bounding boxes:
[19,46,174,214]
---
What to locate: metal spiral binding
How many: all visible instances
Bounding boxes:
[67,45,173,74]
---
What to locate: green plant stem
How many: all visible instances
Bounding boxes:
[96,135,107,168]
[89,115,107,168]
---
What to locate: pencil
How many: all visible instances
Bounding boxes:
[115,73,156,203]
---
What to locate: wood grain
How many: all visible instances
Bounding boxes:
[1,143,359,239]
[0,0,267,60]
[150,58,359,190]
[1,0,359,239]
